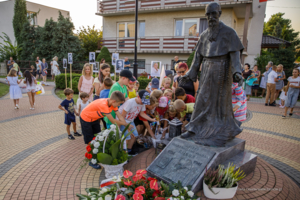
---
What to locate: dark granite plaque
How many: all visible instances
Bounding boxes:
[147,138,215,186]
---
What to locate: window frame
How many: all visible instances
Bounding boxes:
[27,11,37,25]
[117,21,145,38]
[174,18,200,37]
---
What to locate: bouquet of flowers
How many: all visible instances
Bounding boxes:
[83,124,133,166]
[77,169,199,200]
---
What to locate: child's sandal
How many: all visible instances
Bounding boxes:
[289,113,293,117]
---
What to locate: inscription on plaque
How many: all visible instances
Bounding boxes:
[147,138,215,186]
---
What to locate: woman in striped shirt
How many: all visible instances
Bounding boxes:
[232,82,247,122]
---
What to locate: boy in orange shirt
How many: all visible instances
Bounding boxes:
[80,91,132,169]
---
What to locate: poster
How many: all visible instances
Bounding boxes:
[68,53,73,64]
[112,53,119,66]
[89,52,96,64]
[115,59,124,73]
[150,61,162,77]
[63,59,67,69]
[93,62,99,73]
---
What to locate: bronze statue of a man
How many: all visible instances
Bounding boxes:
[180,2,244,147]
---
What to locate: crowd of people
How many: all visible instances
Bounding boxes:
[5,56,300,168]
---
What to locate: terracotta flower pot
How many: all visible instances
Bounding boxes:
[203,181,238,199]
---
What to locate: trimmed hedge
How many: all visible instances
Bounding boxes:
[55,73,152,93]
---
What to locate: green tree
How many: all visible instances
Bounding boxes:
[20,21,37,60]
[186,51,195,67]
[13,0,27,46]
[0,32,22,61]
[77,25,102,60]
[272,22,282,38]
[34,18,57,60]
[52,12,84,62]
[254,50,276,72]
[263,13,299,47]
[96,46,113,72]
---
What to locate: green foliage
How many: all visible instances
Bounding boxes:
[97,153,113,165]
[20,21,37,60]
[55,73,81,93]
[0,83,9,98]
[186,51,195,68]
[52,12,84,61]
[254,50,274,72]
[0,32,22,61]
[33,18,57,60]
[13,0,27,46]
[263,12,300,59]
[137,77,151,90]
[269,46,297,70]
[96,46,113,72]
[204,163,246,194]
[77,25,103,60]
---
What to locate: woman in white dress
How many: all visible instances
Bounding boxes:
[52,56,60,78]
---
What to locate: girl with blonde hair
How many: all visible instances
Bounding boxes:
[6,69,23,109]
[78,63,94,102]
[161,77,172,92]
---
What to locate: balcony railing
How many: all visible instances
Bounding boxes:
[102,35,244,53]
[97,0,251,15]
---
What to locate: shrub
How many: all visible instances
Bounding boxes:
[55,73,82,93]
[186,51,195,68]
[137,77,151,90]
[96,46,114,72]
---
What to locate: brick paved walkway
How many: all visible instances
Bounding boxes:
[0,84,299,199]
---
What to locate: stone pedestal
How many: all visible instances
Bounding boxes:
[146,137,257,192]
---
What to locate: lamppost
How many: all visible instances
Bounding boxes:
[133,0,138,78]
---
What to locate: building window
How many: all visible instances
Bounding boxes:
[118,22,145,38]
[128,59,146,69]
[27,11,37,25]
[175,18,199,37]
[139,22,145,37]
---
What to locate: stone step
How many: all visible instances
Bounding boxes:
[221,151,257,176]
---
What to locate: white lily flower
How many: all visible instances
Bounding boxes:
[92,148,99,154]
[94,142,100,148]
[91,159,97,164]
[181,196,185,199]
[172,189,179,197]
[91,140,96,145]
[183,187,188,191]
[187,191,194,197]
[98,198,103,200]
[105,194,112,200]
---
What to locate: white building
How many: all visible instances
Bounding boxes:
[0,0,69,44]
[97,0,266,73]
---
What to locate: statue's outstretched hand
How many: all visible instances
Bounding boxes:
[233,73,243,87]
[179,75,191,86]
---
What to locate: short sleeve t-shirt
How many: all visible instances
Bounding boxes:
[60,99,75,118]
[117,98,145,123]
[288,76,300,87]
[104,82,128,124]
[128,89,137,99]
[81,98,118,122]
[180,103,195,118]
[124,61,130,69]
[267,71,277,84]
[185,94,195,103]
[100,89,110,98]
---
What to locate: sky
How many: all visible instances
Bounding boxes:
[4,0,300,33]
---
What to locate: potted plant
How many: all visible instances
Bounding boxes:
[203,163,246,199]
[83,124,133,178]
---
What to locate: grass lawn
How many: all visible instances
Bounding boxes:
[55,89,79,104]
[0,83,9,98]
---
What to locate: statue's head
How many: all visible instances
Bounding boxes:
[205,2,222,28]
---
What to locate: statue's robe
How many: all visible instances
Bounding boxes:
[185,21,244,147]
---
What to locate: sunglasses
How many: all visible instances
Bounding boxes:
[178,71,185,74]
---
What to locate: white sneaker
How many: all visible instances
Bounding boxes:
[30,107,35,110]
[14,107,17,109]
[16,104,19,109]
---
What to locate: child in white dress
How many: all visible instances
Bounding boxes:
[6,69,22,109]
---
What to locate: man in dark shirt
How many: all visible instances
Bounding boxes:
[124,57,130,70]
